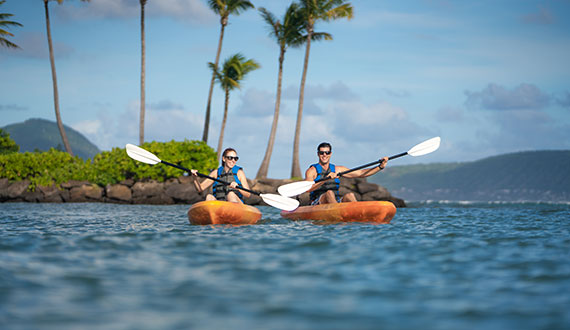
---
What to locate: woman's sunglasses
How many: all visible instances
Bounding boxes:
[318,151,331,155]
[225,156,239,161]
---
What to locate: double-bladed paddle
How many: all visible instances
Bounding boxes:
[277,137,441,197]
[125,144,299,211]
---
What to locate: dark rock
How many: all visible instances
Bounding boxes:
[257,178,294,186]
[178,176,193,185]
[38,184,63,203]
[389,197,406,208]
[356,182,379,194]
[165,182,201,203]
[361,189,391,201]
[132,181,164,199]
[339,186,361,201]
[297,192,311,206]
[132,181,173,204]
[7,180,30,199]
[133,194,174,205]
[120,179,135,187]
[70,184,103,202]
[22,189,42,202]
[251,181,277,194]
[339,177,357,190]
[0,175,406,207]
[362,190,391,201]
[61,180,90,189]
[60,189,71,203]
[106,184,132,202]
[0,178,9,201]
[245,194,262,206]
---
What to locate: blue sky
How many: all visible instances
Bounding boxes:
[1,0,569,178]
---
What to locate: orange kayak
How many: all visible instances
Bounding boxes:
[281,201,396,224]
[187,200,262,225]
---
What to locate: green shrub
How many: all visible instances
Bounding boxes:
[0,128,19,155]
[0,149,86,189]
[0,140,217,190]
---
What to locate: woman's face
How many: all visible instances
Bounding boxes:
[223,151,239,168]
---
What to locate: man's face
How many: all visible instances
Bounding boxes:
[317,147,332,163]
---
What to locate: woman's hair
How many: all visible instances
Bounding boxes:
[221,148,237,166]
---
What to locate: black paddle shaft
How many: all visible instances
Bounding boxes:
[160,160,260,196]
[313,151,408,183]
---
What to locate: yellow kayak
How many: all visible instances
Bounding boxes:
[187,200,262,225]
[281,201,396,224]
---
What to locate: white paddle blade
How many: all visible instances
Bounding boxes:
[277,180,315,197]
[407,137,441,157]
[260,193,299,211]
[125,144,161,165]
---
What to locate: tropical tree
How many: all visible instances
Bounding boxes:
[43,0,90,156]
[0,128,19,155]
[255,4,304,179]
[290,0,353,178]
[0,0,22,49]
[202,0,254,144]
[209,53,260,161]
[139,0,147,146]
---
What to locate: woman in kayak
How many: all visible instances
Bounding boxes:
[306,142,388,205]
[190,148,252,203]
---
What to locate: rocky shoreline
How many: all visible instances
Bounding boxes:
[0,177,406,207]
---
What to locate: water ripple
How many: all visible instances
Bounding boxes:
[1,202,569,329]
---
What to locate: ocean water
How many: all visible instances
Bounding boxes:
[1,202,569,330]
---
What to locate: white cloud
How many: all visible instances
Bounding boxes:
[465,83,551,111]
[435,106,465,123]
[72,119,101,135]
[2,32,74,60]
[57,0,214,24]
[236,88,275,117]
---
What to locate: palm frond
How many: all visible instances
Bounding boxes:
[258,7,280,39]
[311,32,332,42]
[227,0,255,15]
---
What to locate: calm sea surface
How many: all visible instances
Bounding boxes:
[1,202,569,330]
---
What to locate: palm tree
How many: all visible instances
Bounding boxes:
[202,0,254,144]
[255,4,304,179]
[43,0,90,156]
[139,0,147,146]
[209,53,260,161]
[290,0,353,178]
[0,0,22,49]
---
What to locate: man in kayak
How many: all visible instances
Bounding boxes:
[306,142,388,205]
[190,148,252,203]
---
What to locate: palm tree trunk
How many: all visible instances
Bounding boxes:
[139,0,146,146]
[256,48,286,179]
[44,0,73,156]
[216,88,230,162]
[203,22,226,143]
[291,34,312,178]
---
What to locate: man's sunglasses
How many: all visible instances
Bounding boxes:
[318,151,331,155]
[225,156,239,161]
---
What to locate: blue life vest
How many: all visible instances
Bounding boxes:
[213,166,244,201]
[309,163,340,203]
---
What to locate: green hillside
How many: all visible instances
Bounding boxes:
[370,150,570,202]
[2,118,100,160]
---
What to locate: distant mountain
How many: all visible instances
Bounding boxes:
[370,150,570,202]
[2,118,100,160]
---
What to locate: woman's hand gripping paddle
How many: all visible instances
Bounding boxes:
[277,137,441,197]
[125,144,299,211]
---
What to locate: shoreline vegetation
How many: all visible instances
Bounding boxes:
[0,138,405,207]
